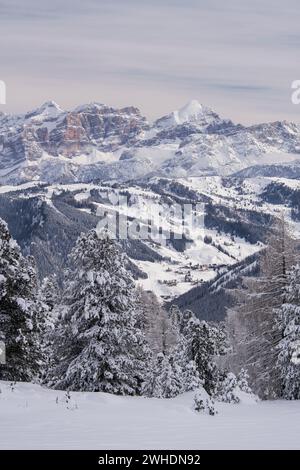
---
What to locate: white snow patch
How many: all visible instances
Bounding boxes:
[0,382,299,450]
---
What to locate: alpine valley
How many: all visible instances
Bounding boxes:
[1,99,300,320]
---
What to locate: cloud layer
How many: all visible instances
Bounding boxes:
[0,0,299,124]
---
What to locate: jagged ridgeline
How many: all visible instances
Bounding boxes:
[1,100,300,185]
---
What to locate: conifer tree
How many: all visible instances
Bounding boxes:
[214,372,240,404]
[169,306,227,396]
[193,389,217,415]
[170,318,202,393]
[47,230,150,395]
[158,354,183,398]
[237,368,253,395]
[142,352,183,398]
[0,218,45,381]
[39,275,61,381]
[178,309,228,395]
[141,353,165,398]
[142,307,202,398]
[41,275,60,318]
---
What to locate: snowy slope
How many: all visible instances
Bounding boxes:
[0,179,264,302]
[1,173,299,307]
[0,381,299,450]
[154,100,223,129]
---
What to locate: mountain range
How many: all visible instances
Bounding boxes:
[1,99,300,185]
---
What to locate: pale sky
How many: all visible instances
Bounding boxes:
[0,0,300,124]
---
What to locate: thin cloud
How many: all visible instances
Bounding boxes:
[0,0,299,124]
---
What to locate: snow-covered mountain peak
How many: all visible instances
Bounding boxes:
[154,99,222,130]
[25,100,64,121]
[40,100,62,110]
[72,102,145,118]
[174,100,214,124]
[72,102,107,113]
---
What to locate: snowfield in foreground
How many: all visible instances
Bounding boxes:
[0,382,299,450]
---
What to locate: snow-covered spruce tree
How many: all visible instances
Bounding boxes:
[214,372,240,404]
[41,275,60,318]
[150,305,228,397]
[47,229,150,395]
[142,307,201,397]
[237,368,253,395]
[179,309,228,395]
[180,354,202,392]
[169,307,202,392]
[193,389,217,415]
[39,275,61,381]
[213,369,256,403]
[226,216,298,398]
[169,304,183,332]
[157,353,183,398]
[142,352,183,398]
[0,218,46,381]
[142,353,165,397]
[276,264,300,399]
[141,353,165,397]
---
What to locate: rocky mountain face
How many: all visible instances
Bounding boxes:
[1,99,300,185]
[0,101,148,183]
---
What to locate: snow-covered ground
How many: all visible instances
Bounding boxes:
[0,382,299,450]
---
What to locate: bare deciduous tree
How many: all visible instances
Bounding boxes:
[226,215,299,398]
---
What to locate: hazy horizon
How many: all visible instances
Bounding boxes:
[0,0,300,125]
